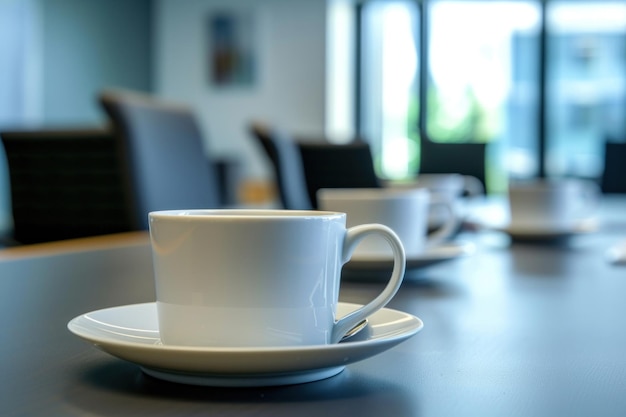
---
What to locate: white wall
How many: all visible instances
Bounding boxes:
[41,0,153,124]
[155,0,328,180]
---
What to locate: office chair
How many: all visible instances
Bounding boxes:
[0,128,134,244]
[601,141,626,193]
[100,89,221,229]
[418,136,488,192]
[297,140,382,209]
[249,122,313,209]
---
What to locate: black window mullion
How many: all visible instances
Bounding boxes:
[355,1,364,139]
[538,0,548,178]
[417,0,428,142]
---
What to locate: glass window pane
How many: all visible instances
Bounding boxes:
[427,0,542,184]
[358,0,626,187]
[546,1,626,178]
[360,0,420,180]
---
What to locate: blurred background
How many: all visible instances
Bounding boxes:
[1,0,625,238]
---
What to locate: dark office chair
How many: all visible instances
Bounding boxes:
[100,89,221,229]
[297,140,382,209]
[601,141,626,193]
[0,128,134,244]
[418,136,488,192]
[249,122,313,209]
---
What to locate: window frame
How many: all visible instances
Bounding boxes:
[355,0,626,184]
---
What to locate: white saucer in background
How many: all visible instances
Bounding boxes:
[494,218,599,240]
[68,302,422,387]
[345,241,475,273]
[606,240,626,265]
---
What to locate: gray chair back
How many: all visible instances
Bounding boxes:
[249,122,313,210]
[100,90,220,229]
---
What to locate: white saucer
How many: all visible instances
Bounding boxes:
[68,302,422,387]
[494,218,599,240]
[607,240,626,265]
[344,241,475,273]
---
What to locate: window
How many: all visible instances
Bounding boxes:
[357,0,626,191]
[545,1,626,178]
[359,0,421,180]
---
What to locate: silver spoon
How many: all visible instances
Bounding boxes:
[340,319,368,342]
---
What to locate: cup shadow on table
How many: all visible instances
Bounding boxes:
[68,360,420,415]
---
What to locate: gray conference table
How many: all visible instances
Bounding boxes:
[2,196,626,417]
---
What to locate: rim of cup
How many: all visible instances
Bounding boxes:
[509,179,582,190]
[149,209,346,220]
[318,187,428,199]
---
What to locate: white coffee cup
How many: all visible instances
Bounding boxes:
[411,173,484,199]
[387,174,483,228]
[507,179,600,230]
[317,188,458,258]
[149,209,405,347]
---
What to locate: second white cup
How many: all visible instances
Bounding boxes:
[318,188,458,258]
[386,174,483,229]
[507,179,600,230]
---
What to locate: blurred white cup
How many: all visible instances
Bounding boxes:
[507,179,600,230]
[387,173,484,228]
[410,173,484,199]
[318,187,459,258]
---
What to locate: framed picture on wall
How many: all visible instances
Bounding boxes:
[208,10,256,88]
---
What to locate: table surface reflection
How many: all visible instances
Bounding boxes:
[1,196,626,417]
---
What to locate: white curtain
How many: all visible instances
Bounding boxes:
[0,0,41,235]
[0,0,41,127]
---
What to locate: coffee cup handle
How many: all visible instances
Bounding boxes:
[330,224,406,343]
[579,181,601,218]
[425,196,459,248]
[462,175,485,197]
